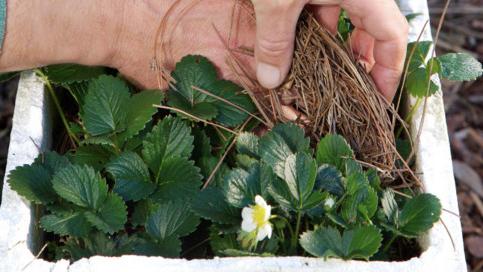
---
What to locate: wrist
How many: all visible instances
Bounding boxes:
[0,0,124,71]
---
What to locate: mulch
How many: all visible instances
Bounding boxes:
[0,0,481,269]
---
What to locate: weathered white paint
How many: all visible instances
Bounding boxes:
[0,1,466,271]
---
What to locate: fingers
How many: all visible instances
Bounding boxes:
[341,0,408,100]
[350,28,376,72]
[309,5,340,34]
[251,0,306,89]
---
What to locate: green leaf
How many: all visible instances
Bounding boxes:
[8,164,57,204]
[0,71,19,83]
[118,90,164,143]
[272,123,310,154]
[208,80,255,127]
[405,13,422,22]
[341,173,378,224]
[406,41,432,72]
[52,165,108,209]
[381,189,399,224]
[223,163,272,209]
[132,236,181,257]
[300,225,382,260]
[269,153,320,211]
[69,144,114,171]
[315,164,344,197]
[259,123,310,177]
[131,200,158,227]
[170,55,218,105]
[142,116,194,180]
[191,187,240,225]
[34,151,71,175]
[236,132,259,159]
[146,201,200,240]
[283,153,317,204]
[437,53,483,81]
[82,75,130,136]
[84,193,127,234]
[149,157,202,202]
[106,152,155,201]
[167,55,219,121]
[43,64,106,84]
[406,67,439,98]
[398,193,441,237]
[316,134,354,172]
[40,211,92,237]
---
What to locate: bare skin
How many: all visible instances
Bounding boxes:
[0,0,408,100]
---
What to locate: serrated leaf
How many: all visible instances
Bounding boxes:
[43,64,106,84]
[69,144,114,171]
[170,55,218,104]
[316,134,354,172]
[149,157,202,202]
[52,164,108,209]
[315,165,344,197]
[406,41,433,72]
[398,193,441,237]
[8,164,57,204]
[300,226,382,260]
[191,187,240,224]
[223,163,272,208]
[381,189,399,224]
[259,123,309,177]
[167,55,219,121]
[132,236,181,257]
[269,153,319,211]
[437,53,483,81]
[271,123,310,153]
[118,90,164,143]
[34,151,71,175]
[131,199,159,227]
[40,211,92,237]
[142,116,194,180]
[146,201,200,240]
[84,193,127,234]
[236,132,259,159]
[106,152,155,201]
[82,75,130,136]
[208,80,255,127]
[406,67,439,98]
[341,173,378,224]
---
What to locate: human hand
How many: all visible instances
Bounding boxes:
[250,0,409,100]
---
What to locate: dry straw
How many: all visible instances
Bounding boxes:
[245,11,400,178]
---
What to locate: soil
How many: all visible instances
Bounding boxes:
[0,0,482,269]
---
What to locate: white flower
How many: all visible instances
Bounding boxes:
[241,195,272,241]
[324,197,335,210]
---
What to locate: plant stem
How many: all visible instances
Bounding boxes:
[396,97,422,138]
[382,234,398,253]
[35,69,80,146]
[290,211,302,254]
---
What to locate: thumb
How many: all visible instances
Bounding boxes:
[252,1,306,89]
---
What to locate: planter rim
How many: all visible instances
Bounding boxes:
[0,1,466,271]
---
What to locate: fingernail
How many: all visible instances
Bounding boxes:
[257,62,281,89]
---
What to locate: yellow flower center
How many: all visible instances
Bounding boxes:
[252,205,266,227]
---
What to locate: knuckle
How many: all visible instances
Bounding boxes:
[257,37,293,58]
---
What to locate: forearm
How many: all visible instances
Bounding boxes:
[0,0,124,72]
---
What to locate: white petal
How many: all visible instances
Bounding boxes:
[241,207,253,221]
[241,218,257,232]
[256,226,268,241]
[264,205,271,222]
[264,224,273,239]
[255,195,267,207]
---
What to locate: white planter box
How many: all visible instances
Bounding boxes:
[0,1,467,271]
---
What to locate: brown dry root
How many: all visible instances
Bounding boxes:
[248,12,399,178]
